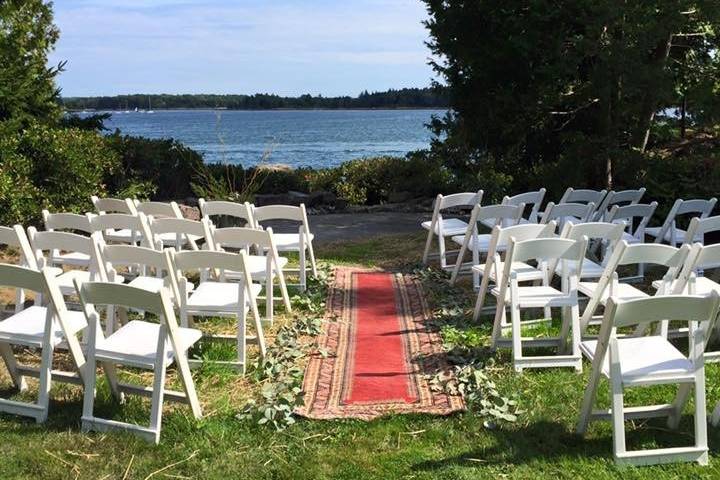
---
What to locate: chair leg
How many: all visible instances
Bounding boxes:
[276,265,292,313]
[668,384,693,429]
[237,305,247,375]
[81,349,97,431]
[104,305,116,337]
[0,342,27,391]
[473,271,493,322]
[610,372,627,459]
[299,246,307,291]
[490,300,506,349]
[438,235,448,269]
[422,230,434,265]
[510,297,523,373]
[576,359,603,435]
[693,373,708,462]
[148,355,168,445]
[265,274,274,326]
[35,343,54,423]
[307,240,318,277]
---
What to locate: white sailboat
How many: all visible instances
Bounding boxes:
[147,97,154,114]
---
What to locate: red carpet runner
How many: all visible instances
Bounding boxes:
[298,268,464,420]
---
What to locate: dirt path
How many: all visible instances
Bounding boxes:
[265,212,428,245]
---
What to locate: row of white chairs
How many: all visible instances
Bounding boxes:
[422,187,717,275]
[0,197,320,443]
[0,263,202,443]
[89,196,318,290]
[433,212,720,466]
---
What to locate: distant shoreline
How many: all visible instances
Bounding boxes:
[68,107,447,113]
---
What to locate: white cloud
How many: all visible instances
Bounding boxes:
[49,0,437,96]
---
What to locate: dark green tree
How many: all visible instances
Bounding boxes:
[423,0,720,196]
[0,0,63,133]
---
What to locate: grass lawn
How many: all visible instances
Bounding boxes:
[2,232,720,479]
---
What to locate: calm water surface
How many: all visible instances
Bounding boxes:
[100,109,443,168]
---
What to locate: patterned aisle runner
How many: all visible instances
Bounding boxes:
[298,268,464,420]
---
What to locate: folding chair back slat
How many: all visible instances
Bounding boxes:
[43,211,93,234]
[91,196,137,215]
[134,201,183,219]
[79,281,165,315]
[540,202,595,229]
[198,199,254,226]
[684,215,720,245]
[502,189,546,223]
[559,188,607,206]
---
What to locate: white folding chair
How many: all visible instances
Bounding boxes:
[166,249,266,372]
[576,294,720,466]
[0,225,48,313]
[95,241,185,335]
[646,198,717,247]
[251,204,317,290]
[0,265,87,422]
[578,242,690,338]
[683,215,720,246]
[481,189,547,228]
[539,202,596,231]
[204,221,292,325]
[88,212,153,248]
[593,188,646,221]
[135,201,202,249]
[148,217,206,251]
[491,236,588,372]
[76,280,201,444]
[559,187,607,207]
[449,203,524,285]
[199,198,254,228]
[422,190,483,269]
[606,202,658,245]
[554,221,625,281]
[28,229,111,296]
[42,210,94,267]
[90,196,139,243]
[471,222,556,320]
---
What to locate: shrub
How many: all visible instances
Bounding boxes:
[107,133,204,200]
[0,123,121,225]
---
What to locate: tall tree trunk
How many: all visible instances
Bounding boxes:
[636,35,674,152]
[680,93,687,139]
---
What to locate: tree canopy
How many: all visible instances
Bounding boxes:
[61,88,448,111]
[423,0,720,195]
[0,0,63,133]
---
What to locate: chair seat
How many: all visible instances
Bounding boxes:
[491,285,573,307]
[645,226,698,243]
[479,217,530,229]
[580,336,693,383]
[223,255,289,280]
[473,261,542,282]
[104,228,138,243]
[186,282,263,311]
[578,281,648,304]
[127,276,194,297]
[272,233,314,251]
[56,270,123,294]
[95,320,202,368]
[421,218,469,237]
[450,234,503,252]
[156,232,202,247]
[0,306,86,347]
[652,276,720,295]
[51,251,91,267]
[555,258,604,279]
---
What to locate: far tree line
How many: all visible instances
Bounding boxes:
[61,88,449,111]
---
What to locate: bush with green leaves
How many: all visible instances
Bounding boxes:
[107,133,205,201]
[0,122,121,225]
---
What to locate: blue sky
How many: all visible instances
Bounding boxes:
[49,0,436,97]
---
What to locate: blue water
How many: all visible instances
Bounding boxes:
[100,109,444,168]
